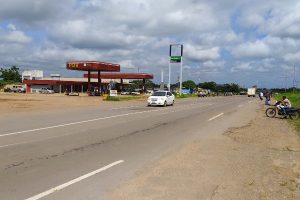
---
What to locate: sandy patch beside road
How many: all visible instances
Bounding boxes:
[110,105,300,199]
[0,93,146,115]
[0,93,102,113]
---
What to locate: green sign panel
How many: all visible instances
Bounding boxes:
[170,56,181,63]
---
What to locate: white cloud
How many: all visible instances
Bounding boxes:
[232,40,271,58]
[185,45,220,62]
[0,24,32,44]
[284,52,300,63]
[263,2,300,38]
[1,0,300,87]
[231,58,278,73]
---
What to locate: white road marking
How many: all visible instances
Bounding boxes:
[1,102,213,138]
[0,108,168,137]
[24,160,124,200]
[0,103,215,148]
[208,113,224,121]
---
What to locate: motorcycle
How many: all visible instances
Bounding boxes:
[265,101,300,119]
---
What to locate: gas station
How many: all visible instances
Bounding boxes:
[83,73,153,93]
[24,61,154,95]
[66,61,120,95]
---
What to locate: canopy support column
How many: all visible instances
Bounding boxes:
[98,70,101,95]
[88,70,91,95]
[120,78,123,91]
[143,79,146,93]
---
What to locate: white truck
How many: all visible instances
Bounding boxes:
[247,88,256,97]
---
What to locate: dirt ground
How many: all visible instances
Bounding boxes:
[110,105,300,199]
[0,93,99,113]
[0,93,146,115]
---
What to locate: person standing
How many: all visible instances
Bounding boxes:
[265,92,271,105]
[259,91,263,100]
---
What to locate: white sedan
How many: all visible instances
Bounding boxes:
[40,88,55,94]
[147,91,175,107]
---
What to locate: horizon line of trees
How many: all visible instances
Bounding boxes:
[129,79,243,93]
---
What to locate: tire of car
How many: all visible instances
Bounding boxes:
[163,101,167,107]
[171,100,174,106]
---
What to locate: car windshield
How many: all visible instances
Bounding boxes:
[152,92,166,96]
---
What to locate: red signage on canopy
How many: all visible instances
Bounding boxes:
[66,61,120,72]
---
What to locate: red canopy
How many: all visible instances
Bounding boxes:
[66,61,120,72]
[83,73,153,79]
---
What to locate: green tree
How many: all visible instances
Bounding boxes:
[229,83,240,93]
[199,81,217,91]
[128,80,157,90]
[217,83,241,93]
[182,80,196,89]
[0,66,21,83]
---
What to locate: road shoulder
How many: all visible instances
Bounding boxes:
[110,103,300,200]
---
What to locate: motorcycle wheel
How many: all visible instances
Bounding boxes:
[265,108,276,118]
[289,112,299,120]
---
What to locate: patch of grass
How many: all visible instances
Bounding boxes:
[274,92,300,133]
[274,92,300,107]
[104,95,146,101]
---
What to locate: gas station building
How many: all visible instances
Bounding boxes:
[23,61,154,94]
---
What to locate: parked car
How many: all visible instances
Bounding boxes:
[40,88,55,94]
[131,91,141,95]
[147,91,175,107]
[120,91,131,95]
[10,85,26,93]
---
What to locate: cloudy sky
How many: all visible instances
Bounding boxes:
[1,0,300,88]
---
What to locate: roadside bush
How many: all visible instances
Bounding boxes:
[106,96,121,101]
[105,95,147,101]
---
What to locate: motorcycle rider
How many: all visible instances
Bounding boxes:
[281,96,292,117]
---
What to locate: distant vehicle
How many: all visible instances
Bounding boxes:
[120,91,130,95]
[40,88,55,94]
[147,91,175,107]
[131,91,140,95]
[239,91,247,95]
[247,88,256,97]
[9,85,26,93]
[198,90,209,97]
[224,92,233,96]
[197,88,210,97]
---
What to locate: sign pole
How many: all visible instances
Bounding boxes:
[169,44,183,93]
[180,56,183,96]
[168,59,171,91]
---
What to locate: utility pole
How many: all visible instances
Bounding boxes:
[292,64,298,93]
[280,73,289,92]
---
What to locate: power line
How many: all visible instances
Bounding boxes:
[292,64,299,92]
[279,73,289,92]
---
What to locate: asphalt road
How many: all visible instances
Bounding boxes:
[0,96,257,200]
